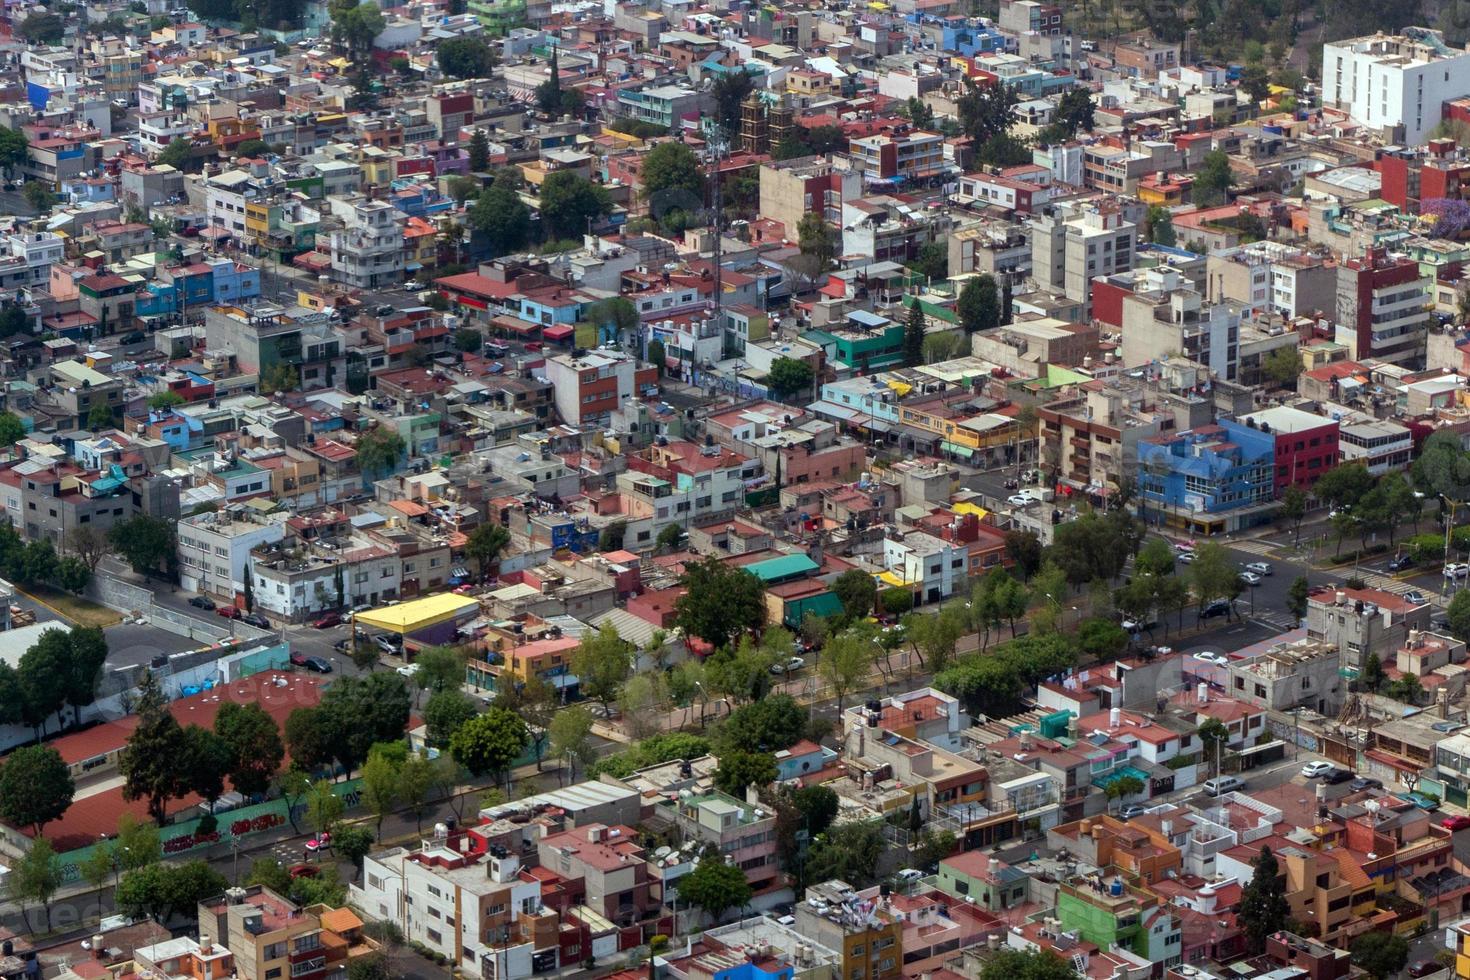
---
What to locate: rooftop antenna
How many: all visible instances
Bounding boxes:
[707,120,728,331]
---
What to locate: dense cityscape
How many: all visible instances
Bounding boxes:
[0,0,1466,978]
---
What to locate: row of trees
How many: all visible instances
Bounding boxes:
[0,624,108,741]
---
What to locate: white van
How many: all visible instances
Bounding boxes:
[1202,776,1244,797]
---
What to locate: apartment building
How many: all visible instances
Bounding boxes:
[1335,246,1432,366]
[1119,278,1241,382]
[881,529,967,604]
[847,130,946,182]
[543,349,657,427]
[196,885,366,980]
[1030,201,1134,318]
[1306,585,1432,673]
[329,200,406,290]
[1323,29,1470,146]
[758,158,862,239]
[204,303,343,389]
[536,824,654,924]
[1206,241,1337,317]
[670,791,779,891]
[1136,423,1276,536]
[362,838,544,976]
[794,880,904,980]
[249,537,401,622]
[0,225,64,292]
[132,936,234,980]
[1338,418,1413,474]
[1235,405,1339,495]
[178,505,289,601]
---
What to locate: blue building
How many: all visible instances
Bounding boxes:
[1136,422,1276,536]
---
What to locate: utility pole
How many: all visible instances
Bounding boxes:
[708,124,726,337]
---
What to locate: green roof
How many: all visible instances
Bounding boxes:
[744,553,820,582]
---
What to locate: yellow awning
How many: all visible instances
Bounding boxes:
[886,380,912,396]
[877,571,912,587]
[352,594,479,635]
[952,501,988,519]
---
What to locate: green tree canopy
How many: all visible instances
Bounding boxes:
[679,856,752,922]
[0,745,73,835]
[674,556,766,649]
[436,35,496,79]
[766,356,814,398]
[449,707,529,786]
[1237,846,1290,953]
[538,171,611,241]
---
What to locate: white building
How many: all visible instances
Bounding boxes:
[1322,29,1470,146]
[178,507,288,600]
[329,200,405,290]
[1031,200,1135,318]
[1338,419,1413,474]
[204,169,262,237]
[0,225,64,292]
[250,541,401,621]
[543,349,646,427]
[882,530,967,605]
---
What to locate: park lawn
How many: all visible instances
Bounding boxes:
[25,585,123,628]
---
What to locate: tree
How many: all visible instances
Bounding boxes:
[957,275,1000,334]
[910,241,947,282]
[1194,150,1235,206]
[114,813,161,873]
[1045,86,1096,139]
[819,629,874,714]
[361,747,400,840]
[109,515,176,577]
[674,556,766,648]
[1196,717,1230,772]
[424,690,478,748]
[1237,846,1290,954]
[117,860,227,924]
[719,695,808,754]
[549,705,596,783]
[16,11,65,43]
[1188,542,1243,618]
[157,138,194,170]
[705,638,777,706]
[258,363,298,395]
[766,357,814,399]
[468,183,530,258]
[832,569,877,620]
[55,554,88,593]
[598,520,627,552]
[880,587,914,617]
[315,672,411,777]
[1360,650,1386,694]
[10,837,59,932]
[0,746,73,835]
[712,69,755,133]
[1077,618,1129,660]
[436,35,496,79]
[285,708,333,773]
[0,128,28,180]
[355,426,406,478]
[538,171,611,241]
[806,819,886,888]
[86,400,116,430]
[796,210,838,270]
[1349,931,1409,980]
[641,141,704,207]
[902,301,926,368]
[468,129,490,172]
[656,524,684,551]
[1280,485,1308,546]
[0,412,24,448]
[334,1,385,54]
[412,645,465,698]
[397,751,436,832]
[1104,774,1145,810]
[588,296,638,344]
[1240,63,1271,103]
[571,624,633,712]
[449,707,529,787]
[120,671,190,824]
[1263,346,1303,388]
[305,778,344,837]
[957,78,1016,146]
[464,522,511,579]
[713,750,778,796]
[214,701,284,797]
[333,823,375,878]
[1315,463,1375,512]
[922,330,963,364]
[1145,205,1177,246]
[181,724,231,810]
[498,672,558,766]
[679,857,752,923]
[1286,575,1311,622]
[60,625,107,726]
[0,304,27,340]
[977,949,1078,980]
[452,327,482,353]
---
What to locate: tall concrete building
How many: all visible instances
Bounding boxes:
[1322,28,1470,146]
[1334,246,1431,366]
[1030,200,1135,318]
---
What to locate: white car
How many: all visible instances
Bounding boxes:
[895,868,924,883]
[1446,563,1470,580]
[1244,562,1272,577]
[1193,651,1229,666]
[1176,551,1196,565]
[769,656,806,675]
[1006,493,1031,507]
[1239,571,1263,587]
[1301,761,1335,778]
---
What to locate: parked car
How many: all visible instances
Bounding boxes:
[242,612,270,628]
[1194,650,1229,666]
[188,595,215,610]
[1350,777,1384,792]
[1121,615,1158,633]
[289,651,310,667]
[1201,599,1231,619]
[121,331,145,345]
[1442,815,1470,831]
[403,280,423,291]
[216,605,240,619]
[1405,590,1428,605]
[312,612,342,629]
[333,638,353,653]
[1006,493,1031,507]
[1239,570,1263,587]
[1202,776,1244,796]
[894,868,924,883]
[1119,804,1148,819]
[1301,761,1334,778]
[770,656,806,675]
[1388,553,1416,572]
[1323,768,1354,784]
[1244,562,1272,577]
[288,864,320,879]
[1404,791,1442,811]
[1173,541,1196,554]
[373,634,399,655]
[1408,961,1443,978]
[1445,563,1469,580]
[301,656,332,673]
[1176,551,1196,564]
[396,663,418,679]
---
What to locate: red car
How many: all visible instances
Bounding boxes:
[1442,815,1470,832]
[288,863,320,879]
[216,605,240,619]
[312,612,342,629]
[524,341,543,352]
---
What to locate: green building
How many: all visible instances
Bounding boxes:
[1056,879,1180,966]
[804,310,906,373]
